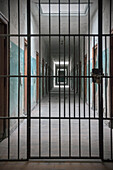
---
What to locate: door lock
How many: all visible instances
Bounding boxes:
[92,68,104,84]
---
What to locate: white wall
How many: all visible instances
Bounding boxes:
[80,0,113,117]
[0,0,50,112]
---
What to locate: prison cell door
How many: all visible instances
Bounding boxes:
[0,17,8,140]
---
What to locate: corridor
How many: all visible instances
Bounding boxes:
[0,0,113,162]
[0,92,112,160]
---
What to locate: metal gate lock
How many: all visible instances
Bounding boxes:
[92,68,104,84]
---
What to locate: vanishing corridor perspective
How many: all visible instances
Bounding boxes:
[0,0,113,161]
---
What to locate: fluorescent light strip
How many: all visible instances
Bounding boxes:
[54,85,69,88]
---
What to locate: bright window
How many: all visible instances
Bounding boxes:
[39,3,90,16]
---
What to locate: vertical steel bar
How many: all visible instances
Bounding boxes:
[68,0,71,157]
[39,0,41,157]
[78,0,81,157]
[27,0,31,160]
[8,0,10,160]
[105,36,107,119]
[49,0,51,157]
[110,0,112,160]
[64,36,66,118]
[102,35,106,159]
[74,36,75,118]
[18,0,20,160]
[93,36,96,118]
[83,36,85,118]
[88,0,91,157]
[98,0,103,161]
[59,0,61,157]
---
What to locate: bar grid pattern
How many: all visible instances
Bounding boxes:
[0,0,113,162]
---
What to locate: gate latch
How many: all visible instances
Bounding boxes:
[92,69,104,84]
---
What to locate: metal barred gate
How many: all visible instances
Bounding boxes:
[0,0,113,162]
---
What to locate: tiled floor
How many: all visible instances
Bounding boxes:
[0,91,113,161]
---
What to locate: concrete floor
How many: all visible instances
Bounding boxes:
[0,162,113,170]
[0,91,113,161]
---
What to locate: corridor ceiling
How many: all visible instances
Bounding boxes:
[31,0,98,61]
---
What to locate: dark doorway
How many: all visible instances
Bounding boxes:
[24,39,27,114]
[0,14,8,140]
